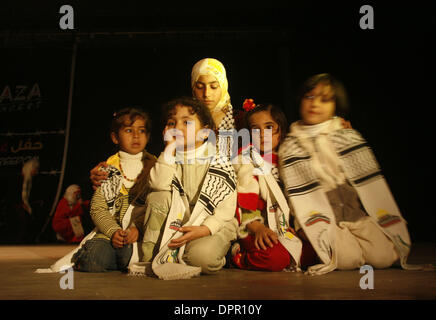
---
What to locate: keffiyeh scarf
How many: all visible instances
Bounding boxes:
[239,145,302,270]
[150,153,237,280]
[279,118,420,275]
[36,153,140,273]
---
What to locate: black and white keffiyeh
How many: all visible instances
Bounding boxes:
[279,118,422,274]
[151,150,237,280]
[217,104,236,160]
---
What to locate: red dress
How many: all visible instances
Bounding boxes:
[233,149,318,271]
[233,150,292,271]
[52,198,90,243]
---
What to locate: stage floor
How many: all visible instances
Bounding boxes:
[0,242,435,300]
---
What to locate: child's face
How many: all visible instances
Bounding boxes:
[248,110,281,153]
[111,117,148,155]
[164,104,207,150]
[300,83,336,125]
[193,75,222,110]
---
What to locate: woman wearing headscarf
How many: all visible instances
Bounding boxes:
[190,58,239,159]
[90,58,239,187]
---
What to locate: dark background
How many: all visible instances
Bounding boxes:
[0,1,433,243]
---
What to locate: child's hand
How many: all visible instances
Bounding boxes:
[111,229,126,248]
[163,126,181,146]
[90,162,108,190]
[168,226,211,249]
[248,221,278,250]
[162,127,180,158]
[125,226,139,244]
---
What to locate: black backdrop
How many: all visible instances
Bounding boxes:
[0,1,433,243]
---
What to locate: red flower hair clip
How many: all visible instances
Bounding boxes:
[243,98,256,111]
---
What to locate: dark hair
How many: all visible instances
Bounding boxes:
[111,107,151,137]
[297,73,349,118]
[161,97,216,131]
[129,152,156,206]
[244,103,288,141]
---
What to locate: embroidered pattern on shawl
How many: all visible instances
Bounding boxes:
[99,165,123,214]
[280,124,418,274]
[35,153,140,273]
[329,129,382,186]
[151,153,236,279]
[237,145,302,269]
[280,137,321,196]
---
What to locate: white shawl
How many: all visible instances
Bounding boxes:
[279,118,422,275]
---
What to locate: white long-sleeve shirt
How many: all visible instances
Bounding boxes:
[149,142,236,235]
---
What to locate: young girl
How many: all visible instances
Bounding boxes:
[230,100,310,272]
[36,107,156,274]
[278,73,418,275]
[140,97,238,279]
[70,107,157,272]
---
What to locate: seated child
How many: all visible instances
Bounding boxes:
[230,100,305,272]
[279,74,416,275]
[71,107,156,272]
[141,97,238,278]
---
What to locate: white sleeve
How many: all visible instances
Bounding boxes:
[202,190,237,235]
[149,152,177,191]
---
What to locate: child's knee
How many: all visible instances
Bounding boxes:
[336,248,365,270]
[72,239,116,272]
[116,245,133,269]
[144,191,171,231]
[141,241,159,262]
[142,191,172,260]
[335,224,365,270]
[75,259,108,273]
[184,237,229,274]
[185,245,221,274]
[350,217,399,269]
[364,243,398,269]
[264,244,291,271]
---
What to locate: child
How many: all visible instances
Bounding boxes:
[278,73,418,275]
[35,108,156,274]
[230,100,305,272]
[141,97,238,279]
[68,107,156,272]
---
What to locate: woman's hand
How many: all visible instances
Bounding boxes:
[247,220,278,250]
[168,225,211,249]
[90,162,108,190]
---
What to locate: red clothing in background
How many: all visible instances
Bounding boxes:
[52,198,90,243]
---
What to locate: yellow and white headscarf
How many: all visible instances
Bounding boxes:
[191,58,231,112]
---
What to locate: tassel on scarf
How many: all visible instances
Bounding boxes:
[152,263,201,280]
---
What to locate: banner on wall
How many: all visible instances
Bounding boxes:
[0,47,74,243]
